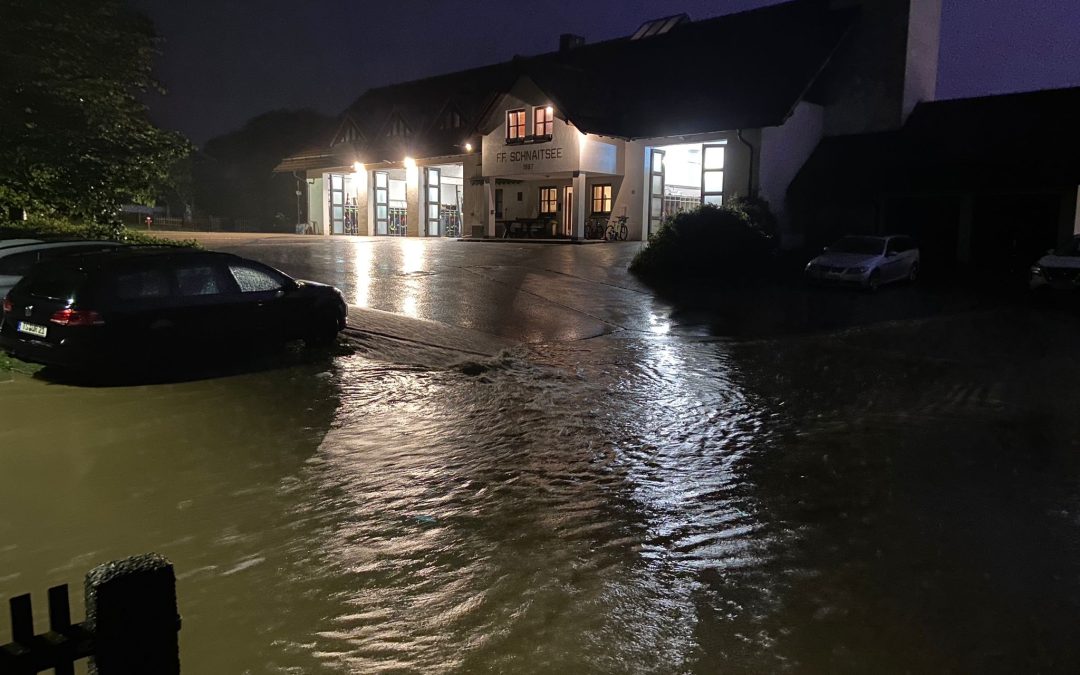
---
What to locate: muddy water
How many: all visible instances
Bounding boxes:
[2,309,1080,673]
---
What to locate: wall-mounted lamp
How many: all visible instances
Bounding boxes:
[352,161,364,173]
[403,156,417,170]
[464,142,473,153]
[545,106,554,116]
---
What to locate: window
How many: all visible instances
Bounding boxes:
[439,107,464,130]
[539,187,558,214]
[115,269,171,300]
[229,265,284,293]
[534,106,553,137]
[506,109,525,142]
[175,265,224,297]
[591,184,613,214]
[495,189,504,219]
[386,113,412,138]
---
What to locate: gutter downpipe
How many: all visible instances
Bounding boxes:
[736,129,755,198]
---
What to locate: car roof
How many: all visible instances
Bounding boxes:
[26,246,249,274]
[0,240,129,257]
[0,239,44,250]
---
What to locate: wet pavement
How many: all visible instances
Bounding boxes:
[2,234,1080,673]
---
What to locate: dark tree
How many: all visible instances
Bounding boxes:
[193,109,334,228]
[0,0,190,222]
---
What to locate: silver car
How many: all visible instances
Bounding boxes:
[0,240,129,299]
[1030,236,1080,291]
[805,235,921,291]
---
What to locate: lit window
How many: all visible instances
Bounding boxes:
[539,187,558,214]
[506,109,525,142]
[534,106,553,137]
[591,184,612,214]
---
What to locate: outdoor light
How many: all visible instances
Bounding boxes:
[404,156,417,170]
[352,161,363,173]
[465,143,473,153]
[546,106,553,116]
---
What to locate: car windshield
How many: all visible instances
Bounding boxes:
[830,237,885,255]
[1053,238,1080,256]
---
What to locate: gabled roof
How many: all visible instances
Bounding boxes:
[277,0,855,170]
[789,86,1080,200]
[520,0,856,139]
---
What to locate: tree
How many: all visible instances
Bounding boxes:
[193,109,334,228]
[0,0,190,222]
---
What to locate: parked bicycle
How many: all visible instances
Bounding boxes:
[585,215,608,240]
[605,215,629,241]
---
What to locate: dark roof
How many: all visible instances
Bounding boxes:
[277,0,855,170]
[790,86,1080,200]
[522,0,855,138]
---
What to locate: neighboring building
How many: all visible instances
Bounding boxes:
[790,86,1080,274]
[277,0,953,244]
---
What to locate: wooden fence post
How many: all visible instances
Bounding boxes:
[84,553,180,675]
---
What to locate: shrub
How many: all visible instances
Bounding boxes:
[629,200,777,282]
[0,214,198,248]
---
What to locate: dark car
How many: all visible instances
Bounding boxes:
[0,247,347,371]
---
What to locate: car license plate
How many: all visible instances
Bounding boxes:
[17,321,47,338]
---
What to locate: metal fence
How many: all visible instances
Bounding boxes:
[0,554,180,674]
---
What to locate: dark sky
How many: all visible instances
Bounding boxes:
[131,0,1080,145]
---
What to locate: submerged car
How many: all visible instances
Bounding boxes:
[0,239,129,299]
[805,235,920,290]
[1029,236,1080,291]
[1,247,347,371]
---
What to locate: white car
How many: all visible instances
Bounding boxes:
[805,235,921,291]
[1030,236,1080,291]
[0,240,128,299]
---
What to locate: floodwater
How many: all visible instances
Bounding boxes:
[3,241,1080,673]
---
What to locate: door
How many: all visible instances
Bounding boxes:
[563,186,574,238]
[701,144,725,206]
[648,149,665,238]
[328,174,346,234]
[425,167,441,237]
[373,171,389,236]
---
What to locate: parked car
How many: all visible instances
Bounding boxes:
[0,240,130,299]
[1029,235,1080,291]
[1,248,347,371]
[805,235,920,290]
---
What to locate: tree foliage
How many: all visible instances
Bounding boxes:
[0,0,190,221]
[193,109,334,226]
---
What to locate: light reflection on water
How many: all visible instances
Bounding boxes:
[3,310,1080,673]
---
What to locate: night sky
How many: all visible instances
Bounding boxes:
[130,0,1080,145]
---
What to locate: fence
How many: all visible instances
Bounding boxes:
[120,213,279,233]
[0,554,180,675]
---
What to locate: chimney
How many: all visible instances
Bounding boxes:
[820,0,943,135]
[559,33,585,53]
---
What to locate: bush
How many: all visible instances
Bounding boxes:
[629,200,778,282]
[0,214,198,248]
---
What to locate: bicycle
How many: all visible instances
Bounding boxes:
[605,215,629,241]
[585,215,608,240]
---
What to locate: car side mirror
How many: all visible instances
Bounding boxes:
[822,246,830,252]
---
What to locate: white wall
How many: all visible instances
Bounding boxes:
[759,101,825,236]
[903,0,943,121]
[306,175,325,235]
[481,95,581,177]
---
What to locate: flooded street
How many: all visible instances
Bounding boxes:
[3,237,1080,673]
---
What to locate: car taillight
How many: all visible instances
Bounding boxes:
[49,308,104,327]
[2,296,11,314]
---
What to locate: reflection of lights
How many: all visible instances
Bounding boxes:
[648,313,671,336]
[401,294,419,318]
[352,241,373,308]
[401,238,424,275]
